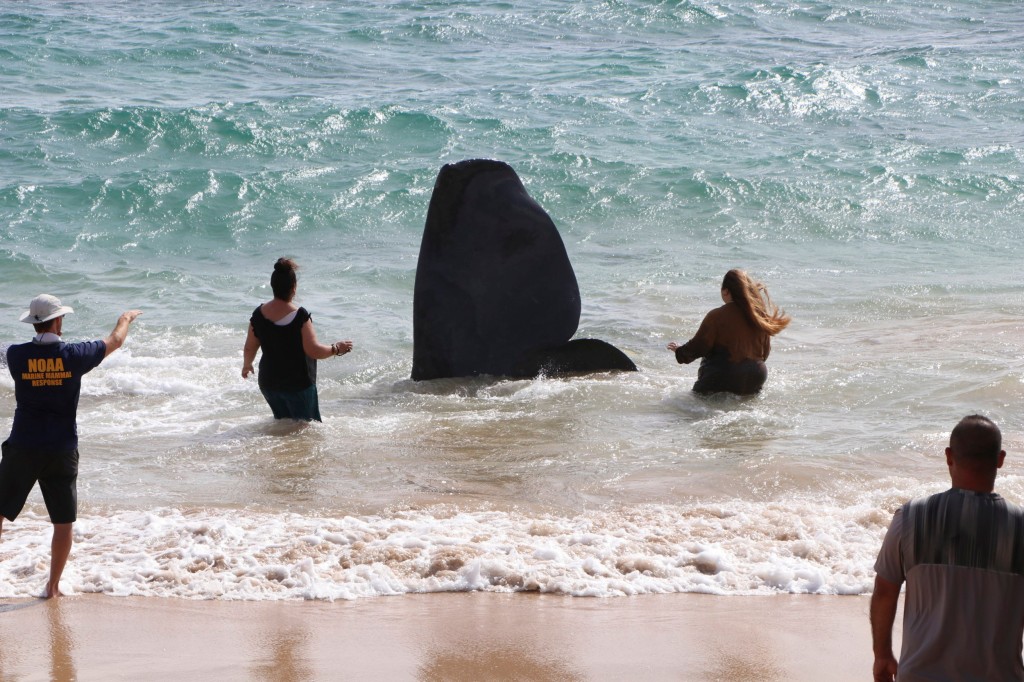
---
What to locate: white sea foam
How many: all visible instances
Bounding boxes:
[0,492,905,600]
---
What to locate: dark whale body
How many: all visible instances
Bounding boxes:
[412,159,637,381]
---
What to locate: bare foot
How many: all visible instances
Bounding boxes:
[43,584,63,599]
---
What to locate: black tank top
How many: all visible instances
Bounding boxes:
[250,305,316,391]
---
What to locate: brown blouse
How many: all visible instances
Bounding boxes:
[675,302,770,365]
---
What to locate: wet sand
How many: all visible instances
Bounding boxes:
[0,592,893,681]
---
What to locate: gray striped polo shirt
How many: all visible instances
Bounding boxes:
[875,488,1024,681]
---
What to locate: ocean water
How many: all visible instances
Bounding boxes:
[1,0,1022,600]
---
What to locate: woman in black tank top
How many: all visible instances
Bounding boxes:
[241,258,353,421]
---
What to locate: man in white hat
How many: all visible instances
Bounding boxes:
[0,295,141,598]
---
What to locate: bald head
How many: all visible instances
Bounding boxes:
[949,415,1002,466]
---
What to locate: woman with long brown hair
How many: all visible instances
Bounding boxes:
[667,269,789,395]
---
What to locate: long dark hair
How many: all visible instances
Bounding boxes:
[721,269,790,336]
[270,257,298,301]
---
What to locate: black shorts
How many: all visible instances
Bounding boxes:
[0,440,79,524]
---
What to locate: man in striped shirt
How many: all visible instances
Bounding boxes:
[871,415,1024,681]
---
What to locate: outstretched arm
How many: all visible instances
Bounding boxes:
[300,320,353,360]
[870,574,901,682]
[103,310,142,357]
[242,324,260,378]
[667,310,716,364]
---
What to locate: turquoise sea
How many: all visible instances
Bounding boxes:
[1,0,1022,599]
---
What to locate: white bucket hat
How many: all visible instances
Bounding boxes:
[19,294,75,324]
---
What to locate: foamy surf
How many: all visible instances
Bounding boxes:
[0,492,912,601]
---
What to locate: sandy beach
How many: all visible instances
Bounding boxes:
[0,592,893,681]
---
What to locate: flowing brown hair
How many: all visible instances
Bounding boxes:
[721,269,790,336]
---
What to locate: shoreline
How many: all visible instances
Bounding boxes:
[0,591,897,681]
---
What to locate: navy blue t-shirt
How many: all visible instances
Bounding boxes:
[6,338,107,451]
